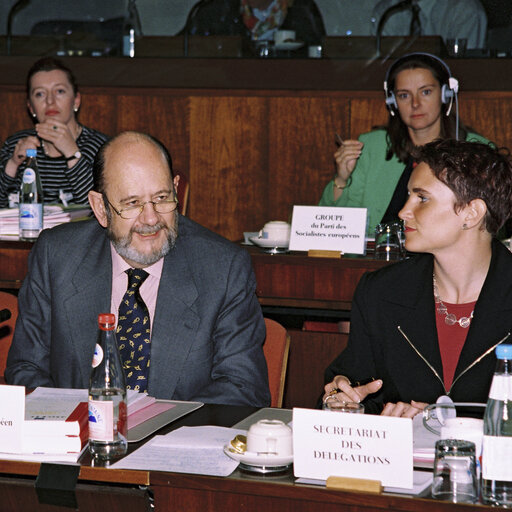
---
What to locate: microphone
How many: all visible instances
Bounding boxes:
[0,309,12,323]
[376,0,417,57]
[6,0,30,56]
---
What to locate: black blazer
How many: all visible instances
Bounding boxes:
[324,239,512,414]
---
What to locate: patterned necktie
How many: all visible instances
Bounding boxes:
[117,268,151,392]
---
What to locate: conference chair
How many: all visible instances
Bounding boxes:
[0,291,18,381]
[263,318,290,408]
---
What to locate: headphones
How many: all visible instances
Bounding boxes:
[383,52,459,117]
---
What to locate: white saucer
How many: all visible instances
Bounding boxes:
[275,41,304,51]
[223,445,293,468]
[249,236,289,249]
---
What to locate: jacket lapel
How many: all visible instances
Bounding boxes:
[63,229,112,386]
[147,238,199,398]
[383,254,445,380]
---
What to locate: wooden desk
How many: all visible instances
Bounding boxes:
[0,240,31,289]
[0,404,493,512]
[246,245,389,312]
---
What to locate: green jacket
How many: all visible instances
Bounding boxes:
[319,129,490,235]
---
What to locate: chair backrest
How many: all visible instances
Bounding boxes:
[0,291,18,379]
[176,172,190,216]
[263,318,290,408]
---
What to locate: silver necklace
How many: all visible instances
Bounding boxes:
[432,274,474,328]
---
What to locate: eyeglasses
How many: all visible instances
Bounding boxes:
[106,196,178,219]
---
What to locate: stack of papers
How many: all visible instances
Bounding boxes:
[0,205,91,238]
[112,426,244,476]
[0,388,90,463]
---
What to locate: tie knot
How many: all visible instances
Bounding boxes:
[126,268,149,289]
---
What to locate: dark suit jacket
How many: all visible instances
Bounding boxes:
[324,239,512,414]
[6,216,270,407]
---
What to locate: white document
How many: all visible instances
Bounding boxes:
[293,407,413,489]
[111,426,244,476]
[289,206,367,254]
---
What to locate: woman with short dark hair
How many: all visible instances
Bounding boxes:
[323,139,512,417]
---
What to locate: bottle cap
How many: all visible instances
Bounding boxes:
[98,313,116,330]
[26,149,37,157]
[496,344,512,359]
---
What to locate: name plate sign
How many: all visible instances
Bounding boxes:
[0,385,24,453]
[289,206,367,254]
[293,408,413,488]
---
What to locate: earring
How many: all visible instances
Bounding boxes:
[74,107,78,113]
[462,223,468,230]
[31,112,37,118]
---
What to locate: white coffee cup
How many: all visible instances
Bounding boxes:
[260,221,291,241]
[274,30,296,45]
[440,417,483,458]
[246,419,293,456]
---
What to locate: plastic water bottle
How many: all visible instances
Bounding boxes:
[482,343,512,506]
[88,313,128,460]
[19,148,43,241]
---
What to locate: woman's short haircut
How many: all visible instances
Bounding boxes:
[26,57,78,96]
[413,139,512,235]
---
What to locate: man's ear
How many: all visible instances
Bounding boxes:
[88,190,108,228]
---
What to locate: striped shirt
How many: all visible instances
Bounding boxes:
[0,125,108,208]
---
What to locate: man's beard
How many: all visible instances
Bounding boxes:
[107,217,178,267]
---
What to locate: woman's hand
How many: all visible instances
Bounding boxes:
[323,375,383,404]
[381,400,428,418]
[334,139,363,185]
[35,120,79,160]
[5,136,40,177]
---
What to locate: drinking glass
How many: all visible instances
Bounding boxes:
[431,439,478,503]
[374,222,403,260]
[322,398,364,413]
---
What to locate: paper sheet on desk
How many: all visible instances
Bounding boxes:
[111,426,245,476]
[0,205,91,236]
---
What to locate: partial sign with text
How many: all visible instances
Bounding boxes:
[293,408,413,488]
[289,206,367,253]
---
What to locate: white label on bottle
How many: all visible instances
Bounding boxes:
[19,203,43,230]
[88,400,114,442]
[22,168,35,184]
[488,375,512,401]
[91,344,103,368]
[482,435,512,481]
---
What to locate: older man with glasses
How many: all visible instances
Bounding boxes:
[5,131,270,407]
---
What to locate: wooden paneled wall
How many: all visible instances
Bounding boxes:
[1,85,511,240]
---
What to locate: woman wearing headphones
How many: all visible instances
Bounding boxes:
[318,52,489,235]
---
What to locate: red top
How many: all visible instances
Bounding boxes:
[436,301,476,390]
